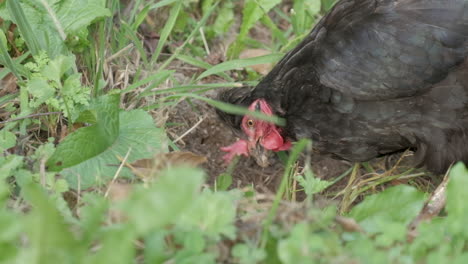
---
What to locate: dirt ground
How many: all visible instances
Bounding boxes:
[167,98,352,194]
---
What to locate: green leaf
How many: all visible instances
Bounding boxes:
[151,0,182,64]
[0,130,16,151]
[27,78,56,107]
[5,0,110,58]
[0,155,23,180]
[178,189,239,239]
[124,167,204,234]
[278,222,341,263]
[228,0,281,57]
[446,162,468,238]
[57,1,111,34]
[6,0,42,56]
[212,2,234,35]
[47,94,120,171]
[216,173,232,191]
[41,55,75,84]
[60,109,167,189]
[86,225,135,264]
[295,167,332,197]
[197,53,283,80]
[21,182,81,263]
[349,185,425,245]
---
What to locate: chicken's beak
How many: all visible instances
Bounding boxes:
[250,140,271,168]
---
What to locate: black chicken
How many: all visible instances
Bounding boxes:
[217,0,468,174]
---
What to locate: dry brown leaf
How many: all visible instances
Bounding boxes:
[335,216,364,233]
[0,72,18,97]
[106,182,132,223]
[239,49,272,76]
[122,151,207,179]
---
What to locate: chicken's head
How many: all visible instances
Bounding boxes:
[220,99,291,167]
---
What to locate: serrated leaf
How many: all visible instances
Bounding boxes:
[60,109,167,189]
[27,78,55,107]
[47,94,120,171]
[0,130,16,151]
[178,189,239,239]
[41,55,75,84]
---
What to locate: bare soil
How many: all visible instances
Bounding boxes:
[167,99,352,194]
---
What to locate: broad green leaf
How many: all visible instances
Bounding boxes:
[124,167,204,234]
[278,222,341,263]
[4,0,110,58]
[0,130,16,152]
[79,193,109,245]
[86,225,135,264]
[232,243,266,264]
[60,109,167,189]
[47,94,120,171]
[178,189,239,239]
[349,185,425,245]
[57,1,111,34]
[21,182,81,263]
[350,185,425,225]
[197,53,283,80]
[446,162,468,238]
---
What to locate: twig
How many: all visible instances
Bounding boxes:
[0,112,61,125]
[105,44,134,63]
[40,158,47,187]
[105,148,132,198]
[199,27,210,55]
[173,116,205,143]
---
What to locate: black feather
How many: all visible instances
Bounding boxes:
[217,0,468,174]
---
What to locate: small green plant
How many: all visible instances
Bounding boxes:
[24,52,90,120]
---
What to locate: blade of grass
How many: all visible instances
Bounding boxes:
[156,1,220,73]
[0,93,19,107]
[121,21,149,66]
[260,139,310,248]
[0,31,21,79]
[141,82,243,97]
[197,53,283,80]
[122,70,175,94]
[93,21,106,97]
[163,93,285,126]
[6,0,42,55]
[150,0,182,64]
[176,54,233,81]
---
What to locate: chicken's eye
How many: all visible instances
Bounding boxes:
[247,119,255,127]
